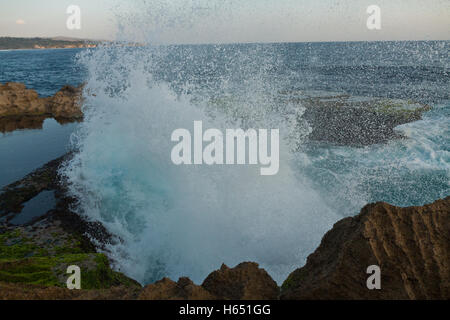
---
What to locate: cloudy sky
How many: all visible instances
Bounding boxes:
[0,0,449,43]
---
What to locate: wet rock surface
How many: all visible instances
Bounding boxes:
[138,262,279,300]
[48,85,83,119]
[139,277,216,300]
[282,90,432,146]
[202,262,279,300]
[281,197,450,300]
[0,83,83,130]
[208,90,431,146]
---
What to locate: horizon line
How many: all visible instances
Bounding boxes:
[1,35,449,46]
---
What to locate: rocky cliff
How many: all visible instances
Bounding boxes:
[281,197,450,299]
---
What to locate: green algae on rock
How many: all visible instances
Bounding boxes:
[0,156,141,291]
[0,227,138,289]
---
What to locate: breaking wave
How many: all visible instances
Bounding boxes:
[60,2,449,285]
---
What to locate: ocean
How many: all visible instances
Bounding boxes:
[0,41,449,284]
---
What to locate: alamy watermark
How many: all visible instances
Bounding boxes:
[366,265,381,290]
[66,265,81,289]
[66,5,81,30]
[367,5,381,30]
[171,121,280,176]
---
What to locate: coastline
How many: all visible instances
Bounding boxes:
[0,155,448,299]
[0,47,90,52]
[0,81,448,298]
[0,36,99,51]
[0,48,448,300]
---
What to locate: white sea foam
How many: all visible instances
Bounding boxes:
[60,44,341,284]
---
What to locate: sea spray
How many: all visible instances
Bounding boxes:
[60,42,341,284]
[60,1,449,285]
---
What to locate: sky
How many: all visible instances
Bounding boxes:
[0,0,449,44]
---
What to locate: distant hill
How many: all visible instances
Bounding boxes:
[50,36,89,42]
[0,37,99,50]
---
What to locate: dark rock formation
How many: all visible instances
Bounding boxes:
[284,91,431,146]
[208,91,431,146]
[138,262,279,300]
[139,277,216,300]
[202,262,279,300]
[0,82,83,125]
[47,85,83,119]
[294,92,431,146]
[281,197,450,300]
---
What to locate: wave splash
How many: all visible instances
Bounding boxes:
[61,44,340,284]
[59,1,450,285]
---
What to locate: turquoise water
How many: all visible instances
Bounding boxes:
[298,102,450,212]
[60,42,449,284]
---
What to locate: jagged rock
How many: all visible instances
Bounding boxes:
[202,262,279,300]
[0,83,47,117]
[139,277,216,300]
[47,85,83,119]
[0,82,83,122]
[281,197,450,300]
[140,262,280,300]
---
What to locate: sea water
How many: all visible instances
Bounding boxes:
[60,40,449,285]
[1,40,448,285]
